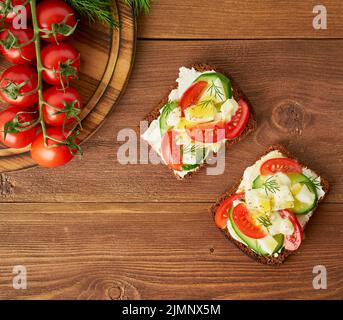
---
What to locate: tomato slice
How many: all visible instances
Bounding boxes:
[186,121,226,144]
[161,130,182,171]
[215,193,244,229]
[279,209,302,251]
[225,99,250,139]
[179,81,207,111]
[260,158,302,175]
[185,99,250,143]
[232,203,266,239]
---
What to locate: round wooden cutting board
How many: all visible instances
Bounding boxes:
[0,0,136,172]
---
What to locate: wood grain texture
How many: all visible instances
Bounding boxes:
[1,0,343,301]
[138,0,343,39]
[0,0,135,172]
[1,40,342,203]
[0,202,341,299]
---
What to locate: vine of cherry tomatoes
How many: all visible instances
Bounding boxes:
[0,0,82,168]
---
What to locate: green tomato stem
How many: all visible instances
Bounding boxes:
[29,0,81,150]
[29,0,50,146]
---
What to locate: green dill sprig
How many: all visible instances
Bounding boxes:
[197,99,213,110]
[66,0,151,29]
[124,0,151,16]
[207,80,224,101]
[257,215,272,228]
[262,176,280,196]
[66,0,119,28]
[307,176,322,190]
[182,143,201,155]
[181,144,205,166]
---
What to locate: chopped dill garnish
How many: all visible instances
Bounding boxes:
[307,176,322,190]
[182,143,202,154]
[257,215,272,228]
[262,176,280,196]
[197,99,213,110]
[207,80,224,101]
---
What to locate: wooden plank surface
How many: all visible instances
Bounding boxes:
[1,40,342,203]
[1,0,343,300]
[0,203,341,299]
[138,0,343,39]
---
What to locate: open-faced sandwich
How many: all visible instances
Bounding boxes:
[211,145,329,265]
[141,64,256,179]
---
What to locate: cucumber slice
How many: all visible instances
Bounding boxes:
[194,72,232,99]
[181,145,207,171]
[252,175,265,189]
[182,164,199,171]
[288,173,318,215]
[253,173,318,215]
[159,101,178,135]
[229,207,284,256]
[272,234,284,254]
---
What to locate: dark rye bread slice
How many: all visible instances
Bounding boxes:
[143,63,257,179]
[210,144,330,265]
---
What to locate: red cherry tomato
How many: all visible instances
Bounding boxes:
[0,65,38,107]
[186,99,250,143]
[0,106,37,148]
[161,130,182,171]
[260,158,302,175]
[279,209,302,251]
[215,193,244,229]
[0,0,31,23]
[43,86,83,127]
[0,26,36,64]
[41,42,80,86]
[232,203,266,239]
[37,0,77,43]
[225,99,250,139]
[30,127,79,168]
[179,81,207,111]
[186,120,227,144]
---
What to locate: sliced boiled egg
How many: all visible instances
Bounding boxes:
[272,172,292,187]
[220,98,238,122]
[165,107,181,127]
[184,101,217,123]
[271,185,294,211]
[245,189,271,213]
[268,212,294,236]
[257,235,278,255]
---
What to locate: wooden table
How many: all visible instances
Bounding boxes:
[0,0,342,299]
